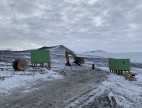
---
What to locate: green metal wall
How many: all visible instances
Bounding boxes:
[31,50,51,63]
[109,58,130,71]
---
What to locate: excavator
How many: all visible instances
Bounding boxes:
[65,50,85,66]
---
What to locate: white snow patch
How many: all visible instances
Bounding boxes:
[97,66,110,72]
[22,88,39,93]
[94,66,142,108]
[0,69,63,94]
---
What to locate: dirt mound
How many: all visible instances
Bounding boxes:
[82,93,122,108]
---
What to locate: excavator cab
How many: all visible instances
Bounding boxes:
[74,57,83,66]
[65,50,85,66]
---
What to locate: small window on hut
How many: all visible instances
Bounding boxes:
[123,61,125,64]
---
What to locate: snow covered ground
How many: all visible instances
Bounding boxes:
[90,66,142,108]
[82,50,142,107]
[0,62,63,94]
[0,47,142,108]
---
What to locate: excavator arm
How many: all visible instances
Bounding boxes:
[65,50,85,66]
[65,50,76,66]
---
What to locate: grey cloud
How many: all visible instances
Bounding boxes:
[0,0,142,52]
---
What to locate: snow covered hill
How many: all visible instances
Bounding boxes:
[38,45,73,54]
[83,51,142,63]
[84,50,108,54]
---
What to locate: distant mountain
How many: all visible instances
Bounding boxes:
[0,45,73,54]
[83,51,142,63]
[38,46,55,50]
[38,45,73,54]
[84,50,107,54]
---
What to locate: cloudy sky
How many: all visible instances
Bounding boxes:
[0,0,142,52]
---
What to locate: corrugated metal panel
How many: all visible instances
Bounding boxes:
[109,58,130,71]
[31,50,51,63]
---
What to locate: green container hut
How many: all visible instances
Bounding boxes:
[31,50,51,68]
[109,58,130,72]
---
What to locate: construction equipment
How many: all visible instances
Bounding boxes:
[13,59,27,71]
[65,50,85,66]
[125,72,136,81]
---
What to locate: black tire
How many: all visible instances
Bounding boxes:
[13,59,20,71]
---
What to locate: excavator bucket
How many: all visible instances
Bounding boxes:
[66,62,71,66]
